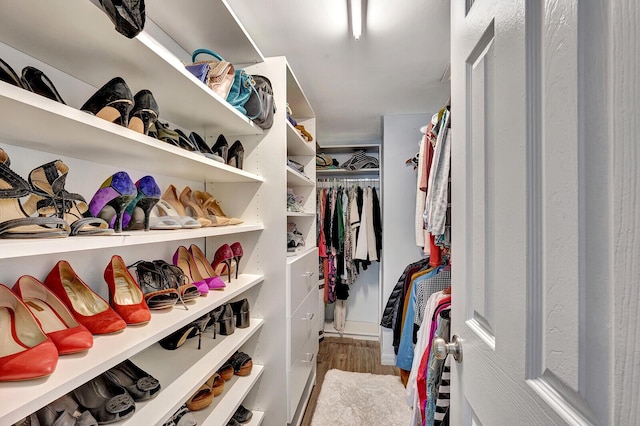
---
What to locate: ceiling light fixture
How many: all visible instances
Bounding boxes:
[350,0,363,40]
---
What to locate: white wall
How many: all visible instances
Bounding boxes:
[380,113,431,364]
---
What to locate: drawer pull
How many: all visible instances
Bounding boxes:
[302,353,315,363]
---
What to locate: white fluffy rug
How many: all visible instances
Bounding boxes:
[311,369,412,426]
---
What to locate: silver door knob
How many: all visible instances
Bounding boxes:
[433,334,463,363]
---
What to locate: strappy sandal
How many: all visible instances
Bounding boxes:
[27,160,113,236]
[150,199,201,230]
[228,351,253,376]
[193,190,242,225]
[0,149,69,239]
[129,260,180,310]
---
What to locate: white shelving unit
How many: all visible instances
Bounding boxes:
[316,143,382,341]
[0,2,318,426]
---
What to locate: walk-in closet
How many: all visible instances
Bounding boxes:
[1,1,638,426]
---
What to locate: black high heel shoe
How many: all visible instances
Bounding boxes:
[124,176,161,231]
[98,0,146,39]
[81,77,134,127]
[20,66,66,104]
[211,134,229,163]
[0,57,24,88]
[218,303,235,336]
[159,313,210,350]
[227,140,245,169]
[230,298,250,329]
[189,131,225,162]
[128,90,158,135]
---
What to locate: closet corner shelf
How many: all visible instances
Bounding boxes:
[287,246,318,264]
[0,84,263,184]
[129,332,265,426]
[287,212,315,217]
[285,61,315,121]
[316,168,380,177]
[145,2,265,66]
[286,121,315,156]
[0,275,265,425]
[286,167,314,187]
[0,1,262,136]
[0,223,264,260]
[190,366,265,426]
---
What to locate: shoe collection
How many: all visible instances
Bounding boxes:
[13,359,160,425]
[0,147,244,238]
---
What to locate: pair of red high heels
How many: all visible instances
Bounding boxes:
[0,256,150,381]
[172,245,226,296]
[212,242,243,283]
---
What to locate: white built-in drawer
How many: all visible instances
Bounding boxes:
[287,248,318,314]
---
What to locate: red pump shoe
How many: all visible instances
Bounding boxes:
[13,275,93,355]
[212,243,234,283]
[104,255,151,325]
[44,260,126,335]
[0,284,58,381]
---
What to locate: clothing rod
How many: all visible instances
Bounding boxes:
[318,177,380,182]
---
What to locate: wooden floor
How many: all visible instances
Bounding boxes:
[300,336,399,426]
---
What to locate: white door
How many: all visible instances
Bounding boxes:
[450,0,639,425]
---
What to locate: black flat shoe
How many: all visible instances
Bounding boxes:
[72,373,136,424]
[0,57,24,88]
[105,359,160,402]
[21,66,66,104]
[98,0,146,39]
[81,77,134,127]
[128,89,158,135]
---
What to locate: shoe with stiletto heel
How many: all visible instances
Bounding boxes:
[88,171,137,233]
[27,160,113,236]
[128,90,158,135]
[212,244,234,283]
[188,244,226,289]
[162,184,212,228]
[124,175,161,231]
[21,66,66,104]
[211,134,229,163]
[230,242,243,279]
[81,77,134,127]
[193,190,242,225]
[227,140,244,169]
[181,186,229,226]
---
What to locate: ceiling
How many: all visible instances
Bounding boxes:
[226,0,451,144]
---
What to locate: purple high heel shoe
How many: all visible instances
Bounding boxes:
[88,171,137,233]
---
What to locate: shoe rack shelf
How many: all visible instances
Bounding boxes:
[286,167,315,187]
[287,212,316,217]
[144,2,265,66]
[129,327,265,426]
[316,168,380,176]
[286,122,315,157]
[0,81,263,185]
[0,1,262,137]
[0,275,264,425]
[0,224,264,261]
[192,365,265,426]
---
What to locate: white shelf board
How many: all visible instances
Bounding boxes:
[287,212,315,217]
[0,84,263,184]
[316,168,380,177]
[286,122,315,156]
[146,1,264,66]
[0,275,264,425]
[286,246,318,265]
[323,320,380,340]
[246,410,265,426]
[286,61,315,120]
[287,167,314,187]
[128,328,264,426]
[195,365,265,426]
[316,144,380,154]
[0,223,264,260]
[0,0,262,136]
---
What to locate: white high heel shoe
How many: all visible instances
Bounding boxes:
[150,199,201,230]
